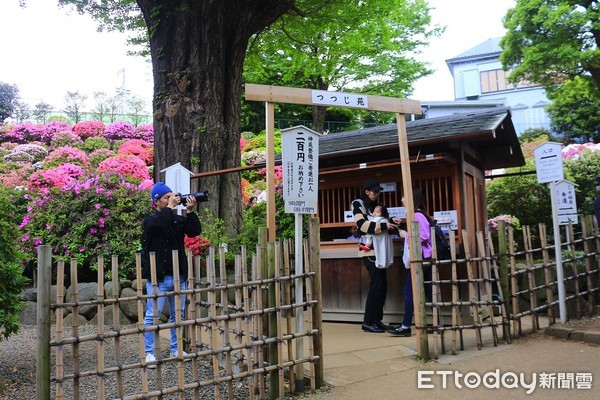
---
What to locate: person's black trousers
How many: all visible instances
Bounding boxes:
[363,257,387,324]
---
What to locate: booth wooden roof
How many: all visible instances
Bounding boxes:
[318,107,524,170]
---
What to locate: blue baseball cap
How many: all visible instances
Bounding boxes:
[151,182,172,200]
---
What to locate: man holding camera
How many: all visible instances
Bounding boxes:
[141,182,202,366]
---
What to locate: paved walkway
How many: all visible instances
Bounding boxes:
[304,317,600,400]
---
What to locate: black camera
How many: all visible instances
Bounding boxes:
[176,191,209,206]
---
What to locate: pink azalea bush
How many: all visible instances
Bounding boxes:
[88,148,115,168]
[72,120,105,140]
[133,124,154,143]
[27,163,86,190]
[488,214,521,232]
[105,121,135,142]
[96,153,150,182]
[51,131,84,150]
[18,173,150,279]
[117,139,153,165]
[562,142,600,160]
[43,146,90,170]
[0,162,34,189]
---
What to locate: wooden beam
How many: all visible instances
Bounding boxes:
[245,84,422,115]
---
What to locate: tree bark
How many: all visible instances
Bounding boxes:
[136,0,294,237]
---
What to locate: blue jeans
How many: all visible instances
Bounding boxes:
[144,275,186,354]
[402,265,432,328]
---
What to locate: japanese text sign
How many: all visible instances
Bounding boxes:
[282,126,320,214]
[312,90,369,109]
[534,142,564,183]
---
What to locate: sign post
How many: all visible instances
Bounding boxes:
[534,142,567,323]
[282,125,320,391]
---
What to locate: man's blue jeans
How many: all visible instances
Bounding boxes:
[144,275,186,355]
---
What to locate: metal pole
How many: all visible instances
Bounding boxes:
[549,182,567,323]
[294,213,305,391]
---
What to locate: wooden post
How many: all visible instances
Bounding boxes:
[309,217,324,388]
[410,221,429,360]
[70,259,81,399]
[55,260,65,400]
[497,220,509,314]
[266,102,276,242]
[581,216,596,315]
[36,245,51,400]
[267,241,280,399]
[111,255,124,398]
[96,255,106,399]
[539,223,555,323]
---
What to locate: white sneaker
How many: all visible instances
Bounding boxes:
[170,350,191,361]
[145,353,157,368]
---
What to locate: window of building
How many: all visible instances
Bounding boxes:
[480,69,536,93]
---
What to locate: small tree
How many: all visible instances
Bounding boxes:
[33,101,53,124]
[64,91,87,124]
[0,82,20,123]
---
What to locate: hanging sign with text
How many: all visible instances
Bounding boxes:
[282,126,320,214]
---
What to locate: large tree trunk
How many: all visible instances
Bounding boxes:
[137,0,294,237]
[311,77,329,133]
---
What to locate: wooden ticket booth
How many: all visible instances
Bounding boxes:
[316,107,525,322]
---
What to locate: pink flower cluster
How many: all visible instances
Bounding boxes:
[27,163,85,190]
[72,120,105,140]
[44,146,90,169]
[105,121,135,142]
[488,214,520,232]
[562,142,600,160]
[97,153,151,181]
[134,124,154,143]
[117,139,153,165]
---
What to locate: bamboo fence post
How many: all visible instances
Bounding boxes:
[149,252,164,380]
[252,251,262,398]
[461,229,482,350]
[309,216,324,388]
[523,226,539,331]
[55,259,65,400]
[242,247,256,400]
[207,247,220,399]
[274,241,285,397]
[283,239,295,391]
[508,227,521,337]
[486,232,511,344]
[188,253,201,400]
[567,222,582,318]
[303,239,316,390]
[476,231,498,346]
[258,228,268,397]
[497,220,510,315]
[539,223,555,323]
[70,258,81,400]
[96,255,106,399]
[430,226,440,359]
[267,240,280,400]
[234,253,244,374]
[172,250,186,399]
[135,253,150,395]
[218,246,234,398]
[449,231,459,354]
[581,216,596,315]
[111,255,124,398]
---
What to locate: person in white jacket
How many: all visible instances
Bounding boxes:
[360,205,395,269]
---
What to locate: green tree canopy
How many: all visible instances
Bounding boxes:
[244,0,440,132]
[545,76,600,142]
[500,0,600,90]
[0,82,20,123]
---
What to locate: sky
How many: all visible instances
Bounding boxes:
[0,0,516,113]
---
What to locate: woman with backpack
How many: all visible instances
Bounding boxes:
[388,187,433,337]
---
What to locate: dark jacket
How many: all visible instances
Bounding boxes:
[141,208,201,281]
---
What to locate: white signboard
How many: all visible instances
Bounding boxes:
[282,126,320,214]
[553,180,578,215]
[433,210,458,232]
[380,182,396,192]
[558,214,579,225]
[534,142,564,183]
[312,90,369,109]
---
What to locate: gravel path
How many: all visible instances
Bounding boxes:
[0,325,289,399]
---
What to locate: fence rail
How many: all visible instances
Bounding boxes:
[35,216,600,398]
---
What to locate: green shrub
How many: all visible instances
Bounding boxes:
[0,187,29,341]
[564,150,600,215]
[83,136,111,153]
